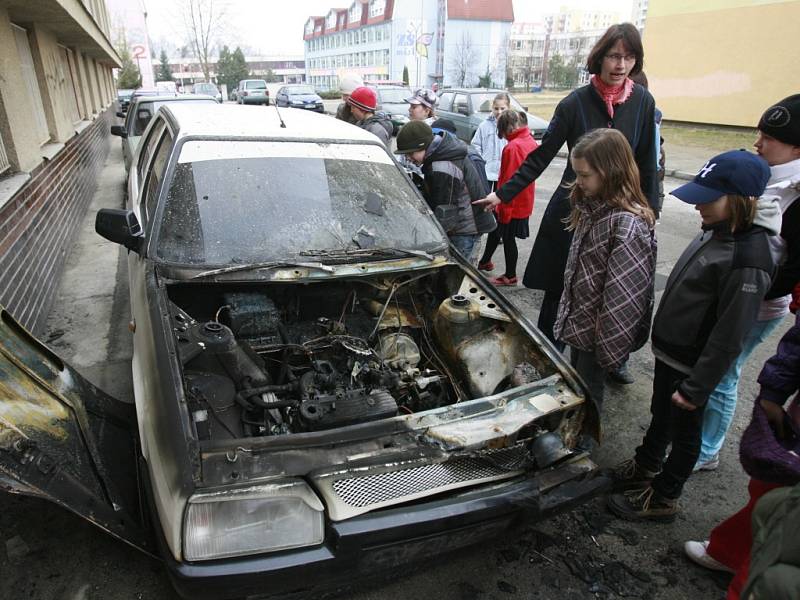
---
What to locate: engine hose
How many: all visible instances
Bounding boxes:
[247,394,298,410]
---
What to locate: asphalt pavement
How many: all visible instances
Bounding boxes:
[0,126,787,600]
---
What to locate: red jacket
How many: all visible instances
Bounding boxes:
[496,127,538,224]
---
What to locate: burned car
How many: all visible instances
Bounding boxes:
[0,104,606,599]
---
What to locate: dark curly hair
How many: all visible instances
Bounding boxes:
[585,23,644,77]
[496,109,526,139]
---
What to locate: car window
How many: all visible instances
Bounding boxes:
[285,86,315,94]
[132,103,155,136]
[376,88,410,103]
[453,94,469,113]
[470,93,525,114]
[155,141,445,266]
[245,81,266,89]
[136,118,166,186]
[438,93,454,112]
[143,130,174,226]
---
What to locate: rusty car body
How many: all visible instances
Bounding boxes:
[0,104,606,599]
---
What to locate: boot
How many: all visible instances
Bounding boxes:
[607,486,679,523]
[609,458,659,492]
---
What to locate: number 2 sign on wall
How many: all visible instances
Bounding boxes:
[131,45,146,59]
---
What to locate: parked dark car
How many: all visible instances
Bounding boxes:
[368,83,412,135]
[436,88,549,142]
[1,104,605,600]
[274,84,324,112]
[117,88,134,112]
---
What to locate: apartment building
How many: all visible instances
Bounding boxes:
[0,0,119,333]
[303,0,514,91]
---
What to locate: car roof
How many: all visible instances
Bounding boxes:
[130,94,215,107]
[441,88,508,94]
[160,104,382,143]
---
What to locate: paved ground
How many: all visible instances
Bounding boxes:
[0,127,786,599]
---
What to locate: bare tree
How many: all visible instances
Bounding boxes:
[448,32,478,87]
[181,0,225,82]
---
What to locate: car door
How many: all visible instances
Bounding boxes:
[276,87,286,106]
[0,307,154,555]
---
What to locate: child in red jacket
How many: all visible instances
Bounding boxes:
[478,109,539,285]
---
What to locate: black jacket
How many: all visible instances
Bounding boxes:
[766,196,800,300]
[359,113,393,146]
[652,223,775,407]
[420,133,489,236]
[498,83,657,292]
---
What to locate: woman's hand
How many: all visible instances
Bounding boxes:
[759,398,787,439]
[472,192,501,211]
[671,390,696,411]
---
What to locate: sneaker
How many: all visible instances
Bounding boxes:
[607,486,679,523]
[684,540,734,573]
[478,261,494,272]
[609,457,659,492]
[693,455,720,472]
[607,364,635,384]
[490,275,518,286]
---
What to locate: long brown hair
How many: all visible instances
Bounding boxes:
[727,194,758,232]
[565,128,655,229]
[585,23,644,77]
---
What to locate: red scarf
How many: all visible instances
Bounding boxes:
[590,74,634,119]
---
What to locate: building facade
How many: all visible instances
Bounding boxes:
[303,0,513,91]
[0,0,119,333]
[644,0,800,126]
[157,55,305,88]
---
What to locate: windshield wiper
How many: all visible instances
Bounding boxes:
[191,260,336,280]
[299,247,437,261]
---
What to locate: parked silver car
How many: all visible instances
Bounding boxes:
[1,104,604,599]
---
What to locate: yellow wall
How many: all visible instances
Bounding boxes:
[645,0,800,126]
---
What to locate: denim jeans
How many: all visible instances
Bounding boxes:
[449,234,480,264]
[635,360,706,499]
[698,316,784,464]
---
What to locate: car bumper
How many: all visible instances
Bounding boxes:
[163,456,608,600]
[241,96,269,104]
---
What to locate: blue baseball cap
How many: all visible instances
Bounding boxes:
[671,150,770,205]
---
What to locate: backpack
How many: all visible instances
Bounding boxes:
[457,152,496,234]
[464,149,491,197]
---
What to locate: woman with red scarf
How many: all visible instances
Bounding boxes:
[474,23,658,351]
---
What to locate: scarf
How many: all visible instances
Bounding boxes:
[591,74,634,119]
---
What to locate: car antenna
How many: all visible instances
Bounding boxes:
[273,103,287,128]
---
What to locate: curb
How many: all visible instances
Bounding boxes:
[555,149,695,181]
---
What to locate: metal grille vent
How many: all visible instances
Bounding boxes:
[331,446,528,508]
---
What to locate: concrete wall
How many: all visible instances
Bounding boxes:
[0,2,118,332]
[644,0,800,126]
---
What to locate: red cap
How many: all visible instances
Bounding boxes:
[346,86,377,112]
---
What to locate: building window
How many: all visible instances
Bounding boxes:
[349,2,361,22]
[369,0,385,18]
[0,132,11,174]
[11,24,49,145]
[58,46,82,124]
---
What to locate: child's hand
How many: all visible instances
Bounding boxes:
[473,193,501,211]
[671,390,696,411]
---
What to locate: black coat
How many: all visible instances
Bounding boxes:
[496,83,657,292]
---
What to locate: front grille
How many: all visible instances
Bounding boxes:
[315,445,530,520]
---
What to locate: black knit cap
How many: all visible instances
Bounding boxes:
[395,120,434,154]
[758,94,800,146]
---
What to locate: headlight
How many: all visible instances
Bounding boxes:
[183,479,324,561]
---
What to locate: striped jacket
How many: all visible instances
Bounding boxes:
[554,200,656,369]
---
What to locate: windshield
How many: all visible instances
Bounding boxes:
[132,99,216,136]
[195,84,216,93]
[155,141,445,266]
[246,81,267,89]
[377,88,411,103]
[472,93,525,113]
[286,86,316,95]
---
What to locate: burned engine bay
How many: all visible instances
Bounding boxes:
[166,269,560,442]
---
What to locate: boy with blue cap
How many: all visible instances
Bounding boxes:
[607,149,775,521]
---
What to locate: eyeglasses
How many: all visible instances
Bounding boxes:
[604,53,637,63]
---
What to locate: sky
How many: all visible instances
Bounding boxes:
[144,0,635,57]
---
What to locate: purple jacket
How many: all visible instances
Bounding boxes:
[758,312,800,406]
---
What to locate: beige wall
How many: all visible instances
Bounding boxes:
[0,5,116,174]
[645,0,800,126]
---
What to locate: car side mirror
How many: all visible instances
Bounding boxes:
[110,125,127,138]
[95,209,143,253]
[116,111,124,118]
[522,106,529,112]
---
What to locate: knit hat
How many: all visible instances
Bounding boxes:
[346,86,377,112]
[671,150,770,205]
[758,94,800,146]
[406,88,438,109]
[340,72,364,95]
[395,121,434,154]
